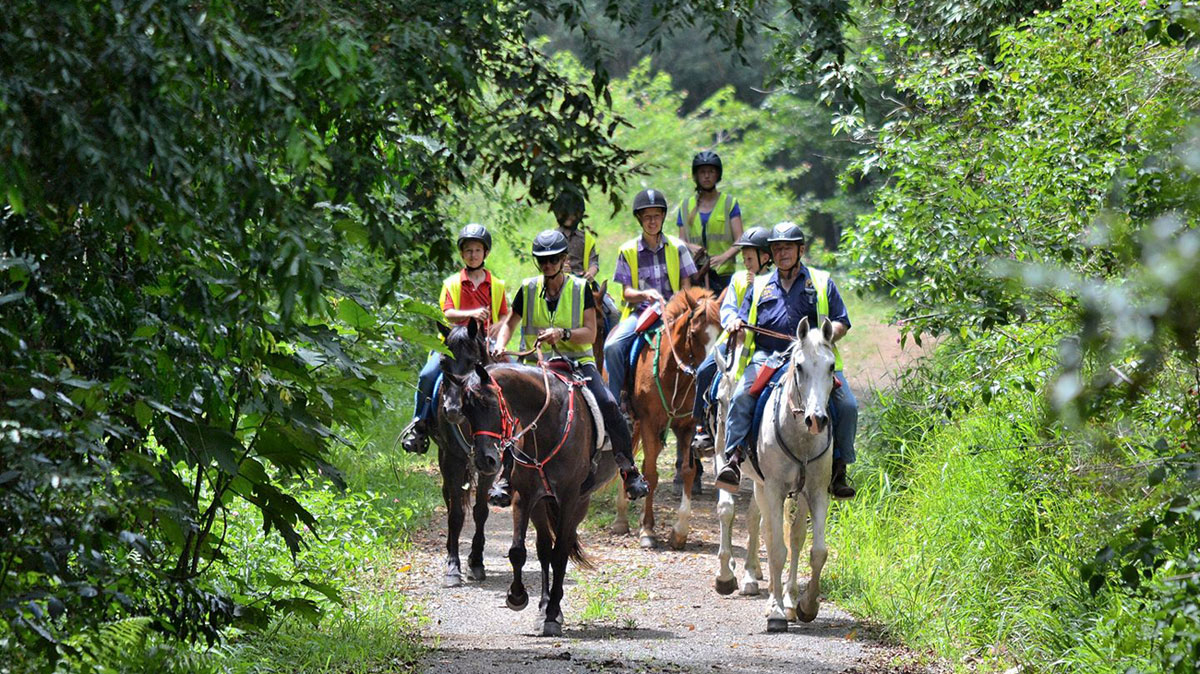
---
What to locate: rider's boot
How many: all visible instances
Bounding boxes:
[689,423,715,458]
[715,447,743,493]
[488,454,514,508]
[829,459,856,499]
[400,419,429,454]
[622,468,649,500]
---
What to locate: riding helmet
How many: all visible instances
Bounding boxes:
[691,150,723,181]
[631,188,668,216]
[767,221,806,245]
[734,226,772,252]
[531,229,569,258]
[457,223,492,251]
[551,190,586,218]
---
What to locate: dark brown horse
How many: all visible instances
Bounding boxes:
[615,287,722,549]
[431,319,496,587]
[448,361,615,636]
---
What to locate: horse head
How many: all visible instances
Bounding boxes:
[788,316,837,436]
[449,361,505,475]
[666,287,723,364]
[440,318,489,424]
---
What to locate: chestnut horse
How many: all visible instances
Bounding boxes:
[614,287,722,549]
[431,319,496,588]
[448,361,616,636]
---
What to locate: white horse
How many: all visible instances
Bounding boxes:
[747,316,837,632]
[712,343,763,596]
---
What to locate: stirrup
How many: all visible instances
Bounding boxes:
[690,430,715,458]
[715,455,742,493]
[488,478,512,508]
[622,471,649,500]
[400,419,429,454]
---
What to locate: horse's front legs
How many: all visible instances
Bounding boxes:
[506,492,531,611]
[742,495,763,595]
[754,480,790,632]
[714,477,738,594]
[467,472,491,581]
[784,495,808,621]
[540,502,578,637]
[669,423,697,551]
[441,465,467,588]
[533,502,555,632]
[638,422,662,549]
[799,489,829,623]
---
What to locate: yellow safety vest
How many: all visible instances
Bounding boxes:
[439,270,507,325]
[737,266,842,379]
[679,193,737,275]
[519,275,595,365]
[716,269,755,346]
[583,230,596,275]
[617,234,686,319]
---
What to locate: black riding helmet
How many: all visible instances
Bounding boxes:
[632,188,668,216]
[531,229,569,258]
[457,223,492,251]
[767,221,806,245]
[551,191,586,219]
[692,150,723,182]
[734,226,772,252]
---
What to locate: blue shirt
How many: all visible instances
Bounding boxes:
[737,266,850,354]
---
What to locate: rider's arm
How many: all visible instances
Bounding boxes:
[825,277,852,344]
[676,208,691,245]
[710,206,744,267]
[445,306,487,323]
[678,244,697,290]
[570,298,597,346]
[719,286,741,329]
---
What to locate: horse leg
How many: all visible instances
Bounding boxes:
[799,490,829,623]
[784,495,809,621]
[506,492,531,611]
[467,473,491,581]
[442,467,466,588]
[669,424,696,551]
[533,501,554,628]
[638,421,662,549]
[612,421,635,535]
[541,506,577,637]
[741,494,763,595]
[714,472,738,594]
[755,480,789,633]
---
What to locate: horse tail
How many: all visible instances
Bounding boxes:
[544,502,594,570]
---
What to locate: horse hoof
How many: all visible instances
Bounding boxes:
[506,592,529,611]
[740,581,760,596]
[715,577,738,596]
[443,574,463,588]
[767,618,789,633]
[784,608,797,622]
[469,565,486,581]
[639,535,657,549]
[668,533,687,550]
[611,521,630,535]
[798,608,818,623]
[541,619,563,637]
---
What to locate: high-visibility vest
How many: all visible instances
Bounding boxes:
[679,193,737,275]
[583,230,596,275]
[716,269,755,346]
[737,266,842,379]
[520,275,595,365]
[617,235,686,319]
[439,270,506,325]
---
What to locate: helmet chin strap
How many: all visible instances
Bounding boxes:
[466,262,485,272]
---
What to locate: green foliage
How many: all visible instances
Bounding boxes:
[845,0,1199,338]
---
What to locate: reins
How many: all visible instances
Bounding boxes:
[768,345,833,469]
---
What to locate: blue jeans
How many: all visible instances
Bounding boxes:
[691,342,727,422]
[411,351,442,425]
[603,316,641,402]
[724,349,857,465]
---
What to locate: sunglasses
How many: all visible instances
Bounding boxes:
[536,255,565,266]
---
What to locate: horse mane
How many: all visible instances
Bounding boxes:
[663,287,717,323]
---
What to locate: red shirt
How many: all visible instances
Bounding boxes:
[442,269,508,327]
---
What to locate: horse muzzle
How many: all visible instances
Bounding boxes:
[804,412,829,436]
[474,444,501,476]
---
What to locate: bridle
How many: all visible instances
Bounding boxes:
[470,359,583,498]
[650,298,718,421]
[768,341,833,469]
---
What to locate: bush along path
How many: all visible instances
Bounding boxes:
[393,306,938,674]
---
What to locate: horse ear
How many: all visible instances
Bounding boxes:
[599,279,608,295]
[474,361,490,383]
[796,315,811,339]
[436,321,450,340]
[467,318,479,340]
[820,316,834,342]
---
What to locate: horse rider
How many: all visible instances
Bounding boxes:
[714,222,858,499]
[676,150,744,295]
[690,225,773,456]
[401,223,509,454]
[489,230,650,502]
[551,190,620,331]
[604,188,698,409]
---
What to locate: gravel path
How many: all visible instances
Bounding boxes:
[395,470,937,674]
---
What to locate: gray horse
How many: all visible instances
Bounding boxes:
[746,316,837,632]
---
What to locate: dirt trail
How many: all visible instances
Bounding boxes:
[394,317,936,673]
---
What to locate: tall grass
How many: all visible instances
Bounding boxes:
[826,327,1170,672]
